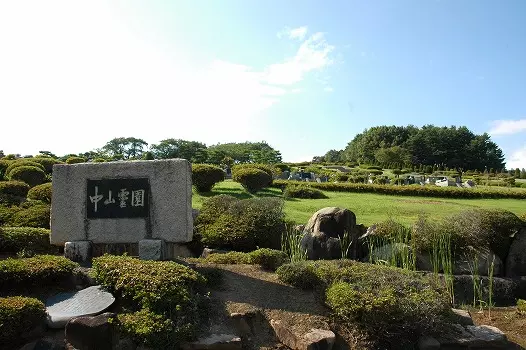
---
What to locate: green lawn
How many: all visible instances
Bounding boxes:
[192,180,526,227]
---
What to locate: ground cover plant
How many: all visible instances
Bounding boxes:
[192,248,289,271]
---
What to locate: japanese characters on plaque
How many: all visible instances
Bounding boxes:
[87,178,150,218]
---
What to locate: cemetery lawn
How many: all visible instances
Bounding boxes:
[192,180,526,226]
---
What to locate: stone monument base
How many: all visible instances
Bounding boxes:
[63,241,194,262]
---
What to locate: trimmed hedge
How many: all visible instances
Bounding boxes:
[27,182,52,203]
[197,249,289,271]
[272,179,526,199]
[0,181,29,204]
[92,255,207,344]
[196,195,285,251]
[232,167,271,193]
[276,260,451,348]
[283,185,328,199]
[7,166,46,187]
[0,160,12,179]
[66,156,86,164]
[0,227,55,255]
[0,296,46,346]
[0,255,78,290]
[191,164,225,192]
[4,160,45,177]
[29,157,60,174]
[7,203,50,229]
[0,206,22,226]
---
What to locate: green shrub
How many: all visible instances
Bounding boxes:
[191,164,225,192]
[29,157,60,174]
[0,206,22,226]
[248,248,289,271]
[66,156,86,164]
[4,160,45,177]
[0,160,12,179]
[0,227,55,255]
[233,164,279,185]
[7,166,46,187]
[27,183,52,203]
[232,167,271,193]
[0,181,29,204]
[0,296,46,346]
[196,196,285,251]
[116,309,175,349]
[271,179,526,199]
[7,203,50,228]
[200,252,251,264]
[274,163,291,172]
[518,299,526,314]
[92,255,207,342]
[0,255,78,290]
[93,158,107,163]
[283,185,328,199]
[277,260,450,348]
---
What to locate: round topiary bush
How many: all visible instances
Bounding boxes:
[191,164,225,192]
[66,156,86,164]
[0,181,30,204]
[7,166,46,187]
[232,167,271,193]
[30,157,60,174]
[5,160,45,177]
[0,296,47,347]
[27,182,52,203]
[8,204,51,228]
[248,248,289,271]
[283,185,328,199]
[0,159,13,179]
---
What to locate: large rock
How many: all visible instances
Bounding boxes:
[65,312,116,350]
[506,227,526,277]
[300,232,341,260]
[454,250,503,276]
[45,285,115,328]
[270,319,335,350]
[301,207,364,260]
[437,323,509,348]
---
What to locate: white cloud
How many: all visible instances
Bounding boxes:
[264,32,334,85]
[324,87,334,92]
[0,3,336,156]
[488,119,526,136]
[506,145,526,169]
[277,26,308,40]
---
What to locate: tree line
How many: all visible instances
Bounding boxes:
[316,125,506,171]
[21,138,282,166]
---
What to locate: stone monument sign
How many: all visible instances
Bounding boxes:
[50,159,193,261]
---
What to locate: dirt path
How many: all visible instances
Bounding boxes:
[202,264,333,349]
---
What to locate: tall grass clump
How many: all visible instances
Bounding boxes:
[281,224,307,263]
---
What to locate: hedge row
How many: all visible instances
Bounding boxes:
[195,248,289,271]
[276,260,451,348]
[92,255,207,346]
[0,296,46,347]
[272,179,526,199]
[0,255,78,291]
[0,181,30,205]
[0,227,56,255]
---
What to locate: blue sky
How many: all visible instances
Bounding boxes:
[1,1,525,168]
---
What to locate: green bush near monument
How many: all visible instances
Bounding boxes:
[191,164,225,192]
[0,296,46,346]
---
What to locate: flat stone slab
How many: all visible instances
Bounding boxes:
[45,285,115,328]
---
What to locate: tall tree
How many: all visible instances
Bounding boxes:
[102,137,148,160]
[150,139,208,162]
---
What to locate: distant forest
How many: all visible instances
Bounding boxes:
[316,125,505,171]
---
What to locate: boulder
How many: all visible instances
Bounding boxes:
[417,336,440,350]
[506,227,526,277]
[451,308,474,326]
[301,207,364,260]
[18,339,64,350]
[301,231,341,260]
[270,319,335,350]
[65,312,116,350]
[437,323,509,348]
[454,250,503,276]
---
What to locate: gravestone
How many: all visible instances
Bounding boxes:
[46,285,115,328]
[51,159,193,261]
